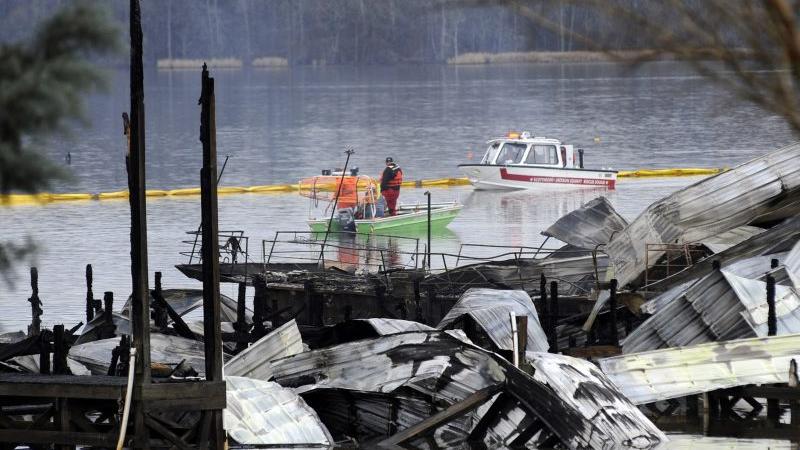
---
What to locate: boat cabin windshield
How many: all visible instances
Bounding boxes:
[495,142,527,165]
[481,142,501,164]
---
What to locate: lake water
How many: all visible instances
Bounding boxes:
[2,60,798,447]
[2,61,797,328]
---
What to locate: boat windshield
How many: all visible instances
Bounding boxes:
[524,144,559,165]
[481,142,501,164]
[495,142,527,165]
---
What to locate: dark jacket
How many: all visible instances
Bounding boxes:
[380,164,403,191]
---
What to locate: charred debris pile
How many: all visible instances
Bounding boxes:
[4,144,800,447]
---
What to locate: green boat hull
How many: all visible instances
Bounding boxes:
[307,204,462,235]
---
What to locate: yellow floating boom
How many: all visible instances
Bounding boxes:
[0,167,725,206]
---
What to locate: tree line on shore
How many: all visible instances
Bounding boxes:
[0,0,663,66]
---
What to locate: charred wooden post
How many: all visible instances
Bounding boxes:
[426,286,436,325]
[712,259,721,271]
[771,258,780,269]
[103,292,114,329]
[39,329,51,375]
[85,264,94,323]
[790,359,799,427]
[413,278,422,321]
[767,274,777,337]
[539,273,550,348]
[608,279,619,347]
[686,394,699,419]
[199,62,226,447]
[153,272,168,329]
[235,282,248,352]
[28,267,42,336]
[766,274,780,425]
[127,1,152,444]
[549,280,559,353]
[252,275,268,339]
[515,315,528,371]
[52,324,69,375]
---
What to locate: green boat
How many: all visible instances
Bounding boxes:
[300,174,462,235]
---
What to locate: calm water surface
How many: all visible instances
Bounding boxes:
[2,61,797,327]
[1,61,798,446]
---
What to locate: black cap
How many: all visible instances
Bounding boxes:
[386,157,394,163]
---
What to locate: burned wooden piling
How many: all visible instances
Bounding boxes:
[28,267,42,337]
[199,61,226,447]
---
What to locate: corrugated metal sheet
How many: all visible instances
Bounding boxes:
[723,271,800,336]
[525,352,666,449]
[541,196,629,250]
[437,288,549,353]
[121,289,250,323]
[70,333,209,375]
[225,319,304,380]
[700,226,765,253]
[224,376,332,446]
[302,389,470,449]
[624,256,800,353]
[270,330,664,449]
[356,318,434,335]
[600,333,800,405]
[646,216,800,293]
[607,143,800,290]
[785,240,800,288]
[622,270,754,353]
[9,355,91,376]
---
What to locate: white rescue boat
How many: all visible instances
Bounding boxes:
[458,132,617,190]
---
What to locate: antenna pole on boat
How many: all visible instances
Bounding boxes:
[424,191,431,271]
[318,148,355,267]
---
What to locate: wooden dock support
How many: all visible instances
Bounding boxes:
[766,273,780,425]
[28,267,42,336]
[549,280,559,353]
[235,282,248,352]
[199,62,226,448]
[607,279,619,347]
[85,264,95,323]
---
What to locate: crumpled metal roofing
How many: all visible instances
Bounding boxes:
[269,330,664,449]
[723,270,800,336]
[224,376,332,446]
[645,216,800,293]
[356,318,434,335]
[700,226,765,253]
[121,289,249,323]
[525,352,666,449]
[600,333,800,405]
[784,240,800,288]
[302,388,470,448]
[606,142,800,290]
[69,333,209,375]
[225,319,303,380]
[9,354,91,376]
[542,196,629,250]
[437,288,549,353]
[624,258,800,353]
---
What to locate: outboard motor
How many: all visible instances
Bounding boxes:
[350,167,359,176]
[336,208,356,232]
[321,169,332,176]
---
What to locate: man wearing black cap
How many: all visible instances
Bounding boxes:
[380,157,403,216]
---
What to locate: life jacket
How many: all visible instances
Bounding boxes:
[382,164,403,190]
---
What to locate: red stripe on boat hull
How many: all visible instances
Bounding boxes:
[499,168,616,188]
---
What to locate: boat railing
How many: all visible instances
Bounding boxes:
[453,242,589,266]
[261,231,421,275]
[181,229,251,268]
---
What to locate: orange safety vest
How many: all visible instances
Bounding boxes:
[381,165,403,190]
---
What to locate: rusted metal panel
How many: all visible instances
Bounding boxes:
[225,319,303,380]
[607,143,800,290]
[601,334,800,405]
[224,376,332,446]
[437,288,549,353]
[542,196,628,250]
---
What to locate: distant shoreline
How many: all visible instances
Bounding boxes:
[447,50,663,65]
[152,50,735,70]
